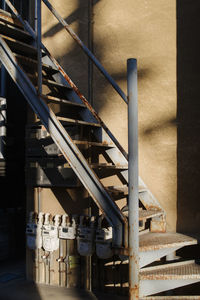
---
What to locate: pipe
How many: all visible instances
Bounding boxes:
[1,0,6,99]
[5,0,128,163]
[127,59,139,300]
[88,0,93,106]
[42,0,127,104]
[35,0,42,95]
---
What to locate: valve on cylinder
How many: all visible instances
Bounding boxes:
[58,214,76,240]
[77,216,96,256]
[26,211,44,250]
[42,213,60,252]
[96,215,113,259]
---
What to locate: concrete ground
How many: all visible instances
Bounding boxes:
[0,279,129,300]
[0,259,128,300]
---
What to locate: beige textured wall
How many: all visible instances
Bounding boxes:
[93,0,177,231]
[40,1,177,231]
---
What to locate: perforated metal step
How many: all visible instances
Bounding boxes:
[140,260,200,280]
[114,232,197,256]
[139,233,197,252]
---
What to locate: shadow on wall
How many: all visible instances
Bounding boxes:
[177,0,200,234]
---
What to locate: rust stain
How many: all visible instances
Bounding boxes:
[129,285,139,299]
[0,12,22,28]
[150,220,166,233]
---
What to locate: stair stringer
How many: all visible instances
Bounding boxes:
[4,4,164,214]
[41,55,165,214]
[0,35,127,246]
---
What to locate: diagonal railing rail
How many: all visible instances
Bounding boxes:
[2,0,127,247]
[42,0,128,104]
[4,0,128,161]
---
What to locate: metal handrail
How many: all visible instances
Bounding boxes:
[42,0,128,105]
[4,0,128,161]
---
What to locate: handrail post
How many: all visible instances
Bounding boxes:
[127,59,139,300]
[35,0,42,95]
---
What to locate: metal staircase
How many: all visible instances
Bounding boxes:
[0,1,200,299]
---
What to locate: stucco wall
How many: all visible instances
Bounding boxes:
[40,1,177,231]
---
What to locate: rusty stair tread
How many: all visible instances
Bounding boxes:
[26,158,127,170]
[14,53,59,74]
[0,20,32,42]
[90,163,128,170]
[42,94,85,108]
[55,116,101,127]
[0,34,37,57]
[114,232,197,256]
[26,139,112,156]
[139,232,197,252]
[106,185,147,195]
[123,209,164,220]
[0,9,23,29]
[27,74,72,90]
[140,260,200,280]
[73,140,112,148]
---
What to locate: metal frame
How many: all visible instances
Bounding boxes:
[0,2,166,299]
[0,35,126,246]
[42,0,128,104]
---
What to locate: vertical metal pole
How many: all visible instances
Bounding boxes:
[35,0,42,95]
[2,0,6,10]
[0,1,6,160]
[1,0,6,98]
[88,0,93,106]
[127,59,139,300]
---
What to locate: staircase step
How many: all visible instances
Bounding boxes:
[117,209,163,221]
[0,9,23,29]
[106,185,128,199]
[14,53,59,74]
[42,94,85,108]
[27,74,72,90]
[140,260,200,296]
[91,163,127,169]
[0,20,32,42]
[56,116,101,127]
[140,260,200,280]
[139,209,163,221]
[26,139,112,156]
[140,232,197,252]
[114,232,197,256]
[0,34,37,58]
[74,140,112,148]
[106,185,149,200]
